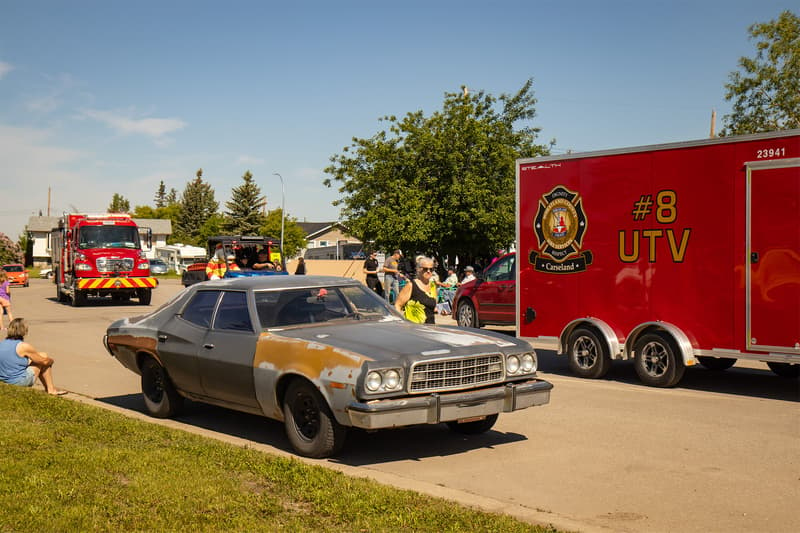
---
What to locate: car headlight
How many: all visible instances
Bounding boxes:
[521,353,536,372]
[506,355,520,374]
[75,263,93,271]
[364,368,404,394]
[506,352,537,376]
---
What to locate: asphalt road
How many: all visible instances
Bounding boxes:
[7,278,799,533]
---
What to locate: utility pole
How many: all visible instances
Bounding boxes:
[709,109,717,138]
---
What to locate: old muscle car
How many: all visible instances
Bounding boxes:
[104,276,552,458]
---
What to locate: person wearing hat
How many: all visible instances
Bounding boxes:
[205,248,227,280]
[252,249,275,271]
[382,249,403,303]
[225,255,241,273]
[462,265,477,284]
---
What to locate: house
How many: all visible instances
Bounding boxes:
[25,215,172,266]
[298,221,363,260]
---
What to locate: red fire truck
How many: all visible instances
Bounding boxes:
[51,213,157,307]
[517,129,799,387]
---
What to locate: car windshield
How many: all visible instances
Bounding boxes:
[255,284,395,329]
[3,265,23,272]
[78,226,140,249]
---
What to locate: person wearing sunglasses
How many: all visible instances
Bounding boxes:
[395,256,438,324]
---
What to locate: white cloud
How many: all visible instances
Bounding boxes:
[82,109,186,142]
[0,61,12,79]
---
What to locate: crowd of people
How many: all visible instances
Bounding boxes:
[205,244,286,280]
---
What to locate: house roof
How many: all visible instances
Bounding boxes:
[26,216,172,235]
[298,221,352,240]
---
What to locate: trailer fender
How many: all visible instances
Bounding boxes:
[560,318,623,359]
[625,322,696,367]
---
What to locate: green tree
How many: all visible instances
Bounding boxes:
[108,193,131,213]
[154,181,168,208]
[165,188,178,205]
[223,171,267,235]
[722,10,800,135]
[260,208,307,258]
[0,232,24,265]
[174,169,219,246]
[324,80,550,262]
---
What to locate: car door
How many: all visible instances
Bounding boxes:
[157,289,220,395]
[474,254,516,324]
[196,290,260,409]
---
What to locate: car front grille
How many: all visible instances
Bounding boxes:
[96,258,134,272]
[410,354,504,393]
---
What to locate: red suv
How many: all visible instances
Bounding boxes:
[453,252,515,328]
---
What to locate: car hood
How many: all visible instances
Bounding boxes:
[271,319,527,361]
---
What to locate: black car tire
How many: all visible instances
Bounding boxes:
[283,380,346,458]
[446,414,498,435]
[633,331,685,388]
[71,288,86,307]
[766,362,800,379]
[456,300,478,328]
[138,288,152,305]
[567,327,611,379]
[141,356,183,418]
[697,356,737,371]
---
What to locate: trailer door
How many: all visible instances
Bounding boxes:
[747,159,800,353]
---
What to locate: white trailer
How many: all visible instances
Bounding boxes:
[155,244,207,274]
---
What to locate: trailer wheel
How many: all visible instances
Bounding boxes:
[456,300,478,328]
[138,288,152,305]
[697,356,737,371]
[567,327,611,379]
[766,362,799,379]
[633,331,685,387]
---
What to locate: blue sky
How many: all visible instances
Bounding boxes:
[0,1,795,239]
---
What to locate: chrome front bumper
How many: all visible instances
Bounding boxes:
[346,379,553,430]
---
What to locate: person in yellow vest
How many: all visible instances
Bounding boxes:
[206,247,227,280]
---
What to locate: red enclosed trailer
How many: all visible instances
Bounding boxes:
[516,129,800,386]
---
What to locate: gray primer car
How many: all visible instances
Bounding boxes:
[104,275,552,457]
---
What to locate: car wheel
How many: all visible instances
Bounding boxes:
[567,327,611,379]
[446,414,498,434]
[456,300,478,328]
[766,362,799,379]
[47,271,54,280]
[283,379,346,458]
[138,288,152,305]
[633,331,685,387]
[697,356,737,371]
[141,356,183,418]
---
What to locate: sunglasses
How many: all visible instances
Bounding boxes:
[420,267,435,273]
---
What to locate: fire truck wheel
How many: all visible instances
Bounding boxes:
[697,356,737,371]
[456,300,478,328]
[633,331,685,388]
[71,290,86,307]
[447,414,498,435]
[138,288,152,305]
[56,278,68,302]
[141,356,183,418]
[567,327,611,379]
[766,362,800,379]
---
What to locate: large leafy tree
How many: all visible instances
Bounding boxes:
[0,232,24,265]
[108,193,131,213]
[324,80,550,263]
[260,208,307,258]
[174,169,219,246]
[722,10,800,135]
[223,171,267,235]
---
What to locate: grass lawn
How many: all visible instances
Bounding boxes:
[0,385,559,532]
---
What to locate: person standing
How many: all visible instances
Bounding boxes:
[362,251,383,296]
[0,270,12,330]
[382,249,403,303]
[294,257,306,275]
[462,265,477,284]
[395,256,437,324]
[0,318,66,395]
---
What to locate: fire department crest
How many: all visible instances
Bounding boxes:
[530,186,592,273]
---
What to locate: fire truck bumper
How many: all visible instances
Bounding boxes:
[77,277,158,290]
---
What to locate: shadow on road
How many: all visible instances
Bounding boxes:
[535,349,800,402]
[98,393,528,463]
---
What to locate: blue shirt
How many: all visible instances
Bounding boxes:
[0,339,29,384]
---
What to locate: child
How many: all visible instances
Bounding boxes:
[0,271,12,330]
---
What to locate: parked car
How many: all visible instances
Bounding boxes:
[2,263,29,287]
[148,258,169,275]
[39,267,54,279]
[104,275,551,458]
[453,253,516,328]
